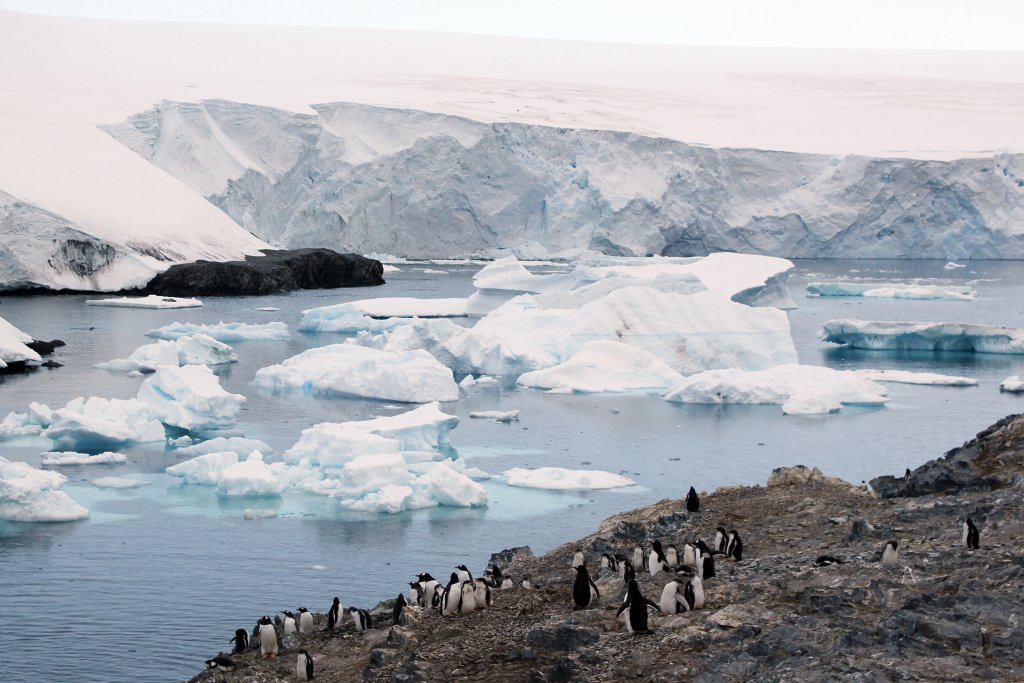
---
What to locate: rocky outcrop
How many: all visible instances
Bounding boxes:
[145,249,384,296]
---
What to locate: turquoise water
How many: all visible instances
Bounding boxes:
[0,260,1022,682]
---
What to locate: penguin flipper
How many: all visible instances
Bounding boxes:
[644,598,660,612]
[616,599,630,617]
[589,577,601,599]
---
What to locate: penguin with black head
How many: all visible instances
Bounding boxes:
[616,579,660,633]
[327,597,341,631]
[571,563,601,608]
[685,486,700,512]
[229,628,248,654]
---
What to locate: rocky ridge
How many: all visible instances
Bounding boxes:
[189,414,1024,682]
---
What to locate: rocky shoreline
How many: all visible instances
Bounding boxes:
[189,413,1024,682]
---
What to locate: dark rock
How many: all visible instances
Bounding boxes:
[40,360,63,368]
[489,546,534,571]
[26,339,65,355]
[546,657,579,683]
[145,248,384,296]
[525,620,600,651]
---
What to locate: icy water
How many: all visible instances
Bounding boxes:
[1,259,1023,682]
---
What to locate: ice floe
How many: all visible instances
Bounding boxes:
[243,508,278,519]
[41,451,128,466]
[502,467,636,490]
[253,344,458,403]
[92,476,148,489]
[468,410,520,422]
[255,306,282,312]
[173,436,273,457]
[137,365,245,430]
[95,334,238,372]
[1001,376,1024,393]
[820,320,1024,354]
[86,295,203,309]
[945,262,967,270]
[298,297,467,334]
[516,340,683,393]
[166,450,240,485]
[663,364,889,415]
[0,315,41,369]
[146,321,289,342]
[806,282,975,300]
[43,397,166,449]
[0,456,89,522]
[854,370,978,386]
[214,451,287,497]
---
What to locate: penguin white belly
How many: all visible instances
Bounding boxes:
[691,577,705,609]
[443,588,461,616]
[474,583,489,607]
[460,586,478,613]
[283,618,296,635]
[297,654,310,681]
[299,612,313,633]
[633,547,644,569]
[259,625,278,655]
[666,547,679,567]
[659,583,678,615]
[648,551,661,576]
[881,547,898,564]
[962,523,969,547]
[682,545,696,568]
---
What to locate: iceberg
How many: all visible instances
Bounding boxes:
[468,410,520,422]
[663,364,889,415]
[0,315,41,369]
[1001,376,1024,393]
[137,364,245,431]
[819,320,1024,354]
[86,295,203,309]
[92,476,148,489]
[253,344,458,403]
[854,369,978,386]
[43,397,166,448]
[146,321,289,342]
[41,451,128,466]
[502,467,636,490]
[411,461,487,507]
[298,297,468,334]
[173,436,273,457]
[806,282,975,300]
[215,451,286,497]
[0,456,89,522]
[516,340,683,393]
[166,450,240,485]
[95,333,237,373]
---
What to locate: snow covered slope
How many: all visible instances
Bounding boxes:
[105,100,1024,260]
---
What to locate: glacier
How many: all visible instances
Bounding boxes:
[806,282,976,300]
[819,320,1024,354]
[105,100,1024,261]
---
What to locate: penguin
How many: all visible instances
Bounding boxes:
[520,576,533,590]
[297,607,314,633]
[571,550,585,574]
[229,628,249,654]
[455,564,474,584]
[600,553,618,572]
[297,649,314,681]
[648,540,671,576]
[417,573,440,608]
[632,545,648,573]
[500,576,514,590]
[685,486,700,512]
[433,583,445,607]
[571,564,601,608]
[904,468,911,479]
[620,558,636,584]
[474,577,492,609]
[258,616,278,658]
[726,530,744,561]
[206,654,235,672]
[483,565,503,588]
[282,611,297,636]
[963,518,980,550]
[881,540,899,565]
[393,592,407,625]
[441,573,462,616]
[659,580,690,614]
[681,543,697,568]
[459,580,478,614]
[814,555,844,567]
[688,574,705,609]
[327,597,341,631]
[714,526,728,553]
[348,606,372,631]
[701,553,716,580]
[665,545,679,568]
[616,579,660,633]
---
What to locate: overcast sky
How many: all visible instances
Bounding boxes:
[2,0,1022,50]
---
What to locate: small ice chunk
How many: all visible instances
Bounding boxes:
[243,508,278,519]
[502,467,635,490]
[255,307,282,312]
[137,365,245,430]
[215,451,286,497]
[146,321,289,342]
[86,295,202,309]
[945,262,966,269]
[92,476,148,489]
[95,334,238,372]
[1000,375,1024,393]
[469,410,520,422]
[0,456,89,522]
[41,451,127,466]
[781,395,842,415]
[167,435,194,447]
[166,451,240,485]
[855,369,978,386]
[459,375,498,389]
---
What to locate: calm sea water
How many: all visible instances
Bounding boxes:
[1,259,1022,682]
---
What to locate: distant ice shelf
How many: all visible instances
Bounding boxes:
[806,283,975,300]
[819,320,1024,354]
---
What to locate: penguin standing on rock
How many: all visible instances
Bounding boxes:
[726,530,744,561]
[601,553,618,572]
[685,486,700,512]
[474,577,492,609]
[571,564,601,608]
[258,616,278,658]
[632,546,648,573]
[616,579,660,633]
[349,606,372,631]
[229,628,249,654]
[296,649,314,681]
[297,607,314,633]
[393,592,408,626]
[327,597,341,631]
[963,518,980,550]
[441,573,462,616]
[619,558,636,583]
[714,526,728,553]
[459,580,478,614]
[282,611,297,636]
[648,540,671,576]
[659,580,690,615]
[455,564,474,584]
[881,540,899,565]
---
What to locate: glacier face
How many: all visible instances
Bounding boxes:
[106,100,1024,260]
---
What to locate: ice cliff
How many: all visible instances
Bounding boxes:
[105,100,1024,260]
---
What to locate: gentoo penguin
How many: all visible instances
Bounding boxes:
[327,597,341,631]
[441,573,462,616]
[701,553,716,580]
[500,576,514,590]
[348,606,372,631]
[417,573,440,608]
[459,580,478,614]
[632,546,648,573]
[658,580,690,615]
[571,564,601,608]
[571,550,585,575]
[484,565,503,588]
[881,540,899,565]
[229,628,249,654]
[297,607,314,633]
[282,611,297,636]
[714,526,728,553]
[393,592,408,625]
[258,616,278,658]
[616,579,660,633]
[963,518,980,550]
[520,576,533,590]
[688,575,705,609]
[726,530,744,561]
[455,564,474,584]
[621,558,636,583]
[206,654,235,672]
[814,555,844,567]
[474,577,492,608]
[601,553,618,572]
[665,545,680,568]
[681,543,697,568]
[685,486,700,512]
[296,649,314,681]
[648,540,671,576]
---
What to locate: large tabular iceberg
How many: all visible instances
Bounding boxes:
[95,334,237,372]
[137,365,245,431]
[517,340,683,393]
[820,320,1024,354]
[502,467,636,490]
[0,315,41,369]
[146,321,289,342]
[663,364,889,415]
[253,344,458,403]
[0,456,89,522]
[806,282,975,300]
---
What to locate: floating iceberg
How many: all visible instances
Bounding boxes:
[0,406,50,439]
[1001,376,1024,393]
[806,282,975,300]
[819,320,1024,354]
[945,262,967,270]
[468,410,520,422]
[459,375,499,389]
[253,344,458,403]
[516,340,683,393]
[173,436,273,457]
[215,451,287,497]
[298,297,467,334]
[146,321,289,342]
[855,369,978,386]
[663,364,889,415]
[297,308,410,335]
[41,451,127,466]
[86,295,203,309]
[502,467,636,490]
[92,476,148,489]
[255,306,282,312]
[0,456,89,522]
[137,365,245,431]
[95,334,238,372]
[43,397,166,448]
[0,315,41,369]
[166,450,240,485]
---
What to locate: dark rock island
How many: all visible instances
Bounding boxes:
[146,249,384,297]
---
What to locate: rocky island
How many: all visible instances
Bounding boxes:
[189,413,1024,682]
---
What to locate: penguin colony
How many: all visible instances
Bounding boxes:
[199,485,983,678]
